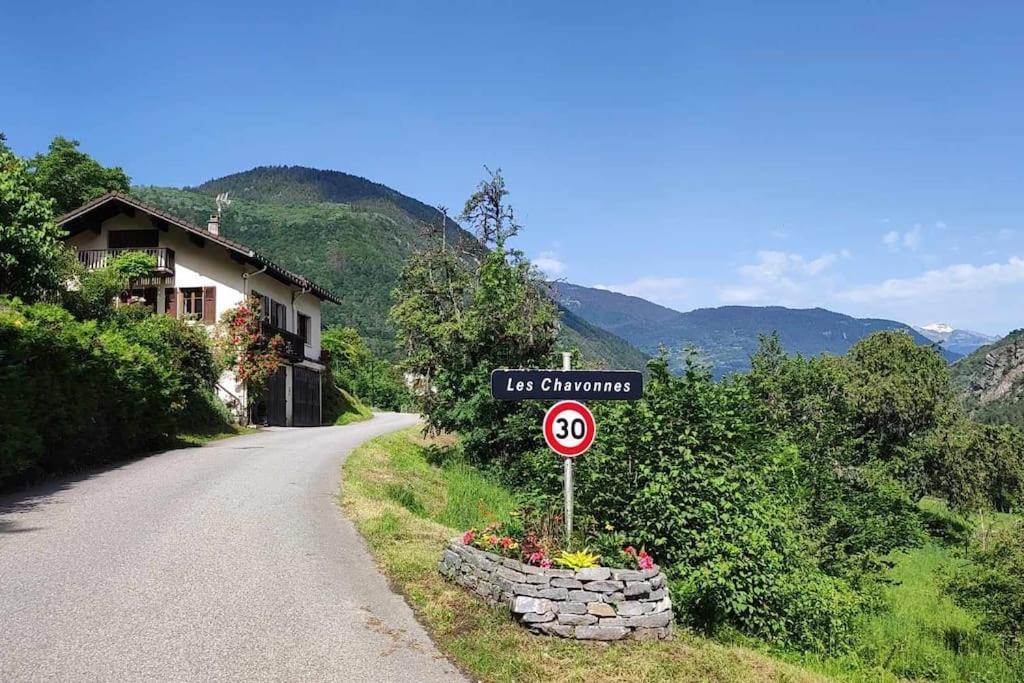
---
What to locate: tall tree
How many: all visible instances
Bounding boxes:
[392,169,558,467]
[461,167,520,248]
[0,146,68,300]
[28,137,130,215]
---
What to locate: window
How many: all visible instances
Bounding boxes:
[181,287,204,319]
[120,287,157,312]
[298,313,311,345]
[252,290,288,330]
[271,301,287,330]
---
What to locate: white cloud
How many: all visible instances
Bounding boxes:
[841,256,1024,302]
[593,277,692,309]
[534,251,566,278]
[719,250,849,306]
[883,224,923,251]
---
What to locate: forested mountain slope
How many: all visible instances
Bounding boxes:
[951,329,1024,428]
[134,169,648,369]
[553,281,959,375]
[193,165,459,233]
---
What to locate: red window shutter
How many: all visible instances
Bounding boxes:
[165,287,177,317]
[202,286,217,323]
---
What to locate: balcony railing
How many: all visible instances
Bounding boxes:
[76,248,175,276]
[260,321,306,363]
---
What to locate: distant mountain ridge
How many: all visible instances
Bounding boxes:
[553,282,959,376]
[951,329,1024,428]
[913,323,999,356]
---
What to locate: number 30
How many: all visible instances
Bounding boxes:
[555,417,586,440]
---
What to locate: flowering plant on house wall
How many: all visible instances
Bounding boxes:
[215,296,283,404]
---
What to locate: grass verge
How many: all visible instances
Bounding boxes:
[795,500,1023,682]
[174,424,260,447]
[340,427,825,683]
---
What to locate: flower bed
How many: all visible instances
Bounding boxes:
[438,539,674,641]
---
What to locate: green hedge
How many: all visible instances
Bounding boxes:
[0,299,229,487]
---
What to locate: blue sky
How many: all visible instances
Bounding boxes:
[3,1,1023,334]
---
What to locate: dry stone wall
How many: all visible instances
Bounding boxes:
[438,539,673,641]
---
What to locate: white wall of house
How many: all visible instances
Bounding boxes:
[66,211,327,425]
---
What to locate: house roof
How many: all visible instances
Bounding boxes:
[57,191,342,304]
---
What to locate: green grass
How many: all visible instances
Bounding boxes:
[796,500,1023,682]
[173,424,260,447]
[340,427,825,683]
[334,404,372,426]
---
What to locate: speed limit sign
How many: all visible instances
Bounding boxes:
[543,400,596,457]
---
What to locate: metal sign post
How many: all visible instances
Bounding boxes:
[561,352,573,541]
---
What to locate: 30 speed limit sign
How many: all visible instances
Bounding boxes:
[543,400,596,457]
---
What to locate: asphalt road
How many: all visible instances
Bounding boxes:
[0,414,465,682]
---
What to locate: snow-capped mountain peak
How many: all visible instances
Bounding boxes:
[913,323,999,355]
[921,322,954,335]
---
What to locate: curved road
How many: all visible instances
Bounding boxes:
[0,414,464,682]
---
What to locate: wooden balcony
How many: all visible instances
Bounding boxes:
[260,321,306,363]
[76,248,175,276]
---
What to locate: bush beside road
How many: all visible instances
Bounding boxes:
[340,427,825,683]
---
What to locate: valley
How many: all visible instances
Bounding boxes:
[140,165,982,381]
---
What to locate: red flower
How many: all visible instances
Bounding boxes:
[624,546,636,556]
[462,529,476,545]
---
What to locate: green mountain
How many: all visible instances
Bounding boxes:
[133,167,648,370]
[191,165,467,243]
[552,281,960,376]
[950,329,1024,428]
[556,307,650,371]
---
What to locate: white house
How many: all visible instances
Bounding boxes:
[58,192,342,426]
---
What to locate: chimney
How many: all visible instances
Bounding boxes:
[208,214,220,236]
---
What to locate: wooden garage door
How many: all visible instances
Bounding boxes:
[292,367,321,427]
[265,367,288,426]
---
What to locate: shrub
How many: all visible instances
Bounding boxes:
[62,251,158,322]
[0,298,228,487]
[0,300,172,483]
[562,358,863,651]
[945,522,1024,644]
[321,326,409,410]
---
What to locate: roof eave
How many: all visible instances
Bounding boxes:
[58,191,343,304]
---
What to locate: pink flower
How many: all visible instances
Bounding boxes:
[540,558,553,569]
[624,546,637,556]
[528,551,546,566]
[637,549,654,571]
[462,529,476,545]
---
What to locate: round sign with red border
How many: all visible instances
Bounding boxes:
[543,400,596,457]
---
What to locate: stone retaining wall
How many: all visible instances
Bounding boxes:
[437,539,673,641]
